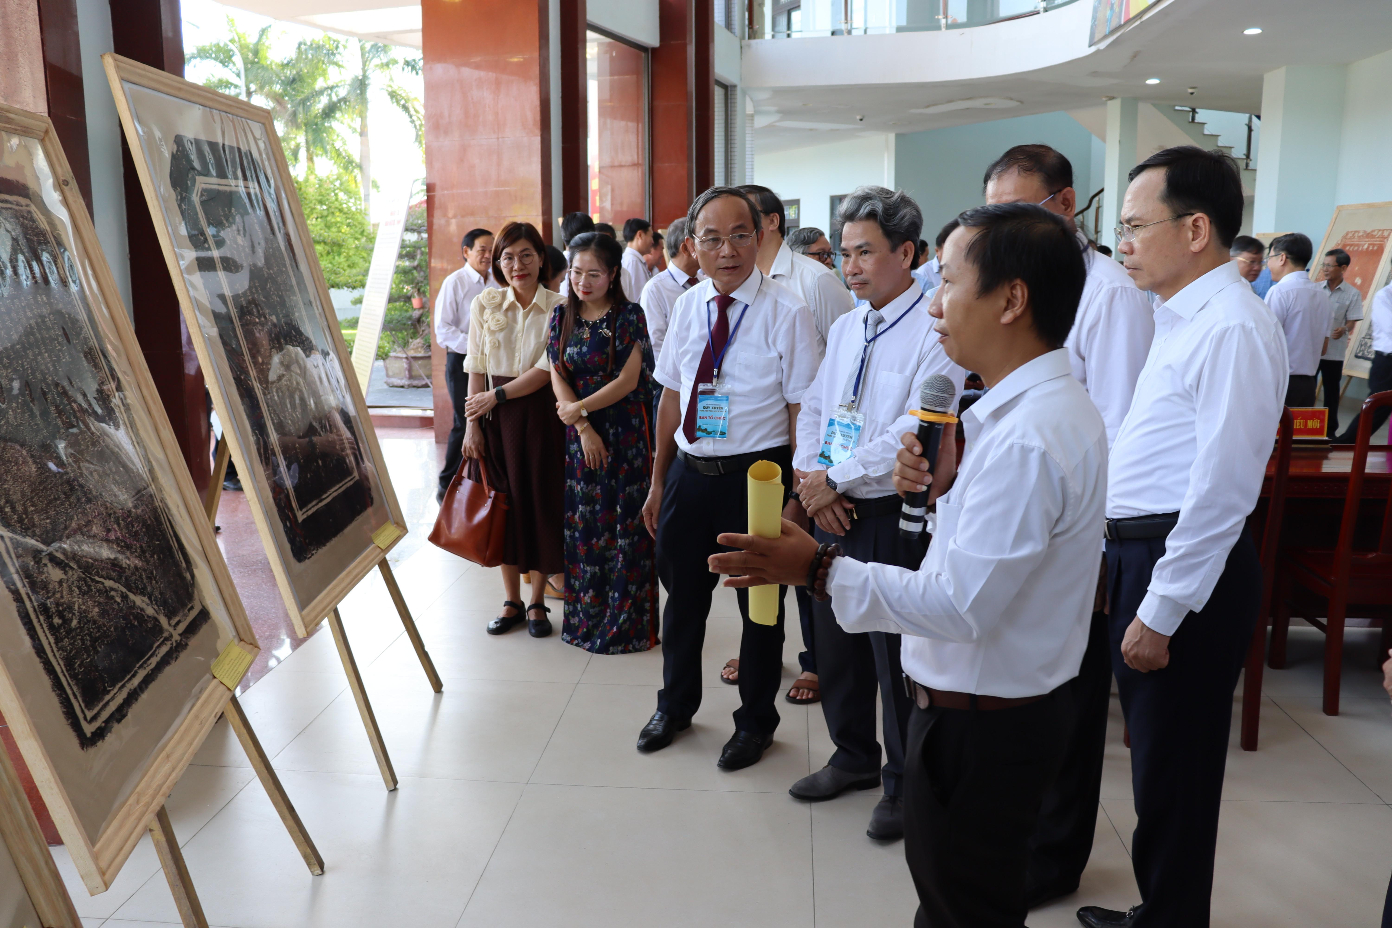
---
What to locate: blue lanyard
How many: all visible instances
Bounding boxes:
[706,299,749,381]
[849,293,923,407]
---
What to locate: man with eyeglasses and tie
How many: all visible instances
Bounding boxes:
[982,143,1155,910]
[1076,146,1286,928]
[637,187,820,771]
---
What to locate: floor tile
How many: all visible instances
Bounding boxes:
[809,789,917,926]
[368,619,592,685]
[1275,695,1392,801]
[1256,625,1389,701]
[191,671,346,770]
[455,783,814,928]
[1026,809,1139,927]
[1220,696,1383,803]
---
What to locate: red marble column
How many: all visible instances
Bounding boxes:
[559,0,588,217]
[651,0,715,228]
[35,0,91,210]
[593,33,647,225]
[422,0,555,442]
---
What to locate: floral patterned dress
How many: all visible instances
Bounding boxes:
[547,302,660,654]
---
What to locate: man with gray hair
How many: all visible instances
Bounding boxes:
[787,185,965,841]
[787,226,836,271]
[639,217,702,362]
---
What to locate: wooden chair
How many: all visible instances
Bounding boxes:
[1240,407,1294,751]
[1270,391,1392,717]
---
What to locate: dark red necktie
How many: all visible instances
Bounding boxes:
[685,276,698,289]
[683,293,734,444]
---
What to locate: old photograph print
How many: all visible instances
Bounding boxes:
[168,135,374,562]
[0,175,211,749]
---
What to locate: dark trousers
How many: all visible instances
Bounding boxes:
[1106,528,1261,928]
[437,349,469,495]
[1336,351,1392,443]
[656,447,791,735]
[795,586,816,675]
[812,509,921,797]
[904,687,1072,928]
[1285,373,1317,408]
[1383,870,1392,928]
[1316,359,1344,436]
[1026,607,1112,901]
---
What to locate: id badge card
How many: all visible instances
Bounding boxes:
[818,406,864,466]
[695,380,731,440]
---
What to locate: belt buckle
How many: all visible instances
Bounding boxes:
[1103,519,1115,541]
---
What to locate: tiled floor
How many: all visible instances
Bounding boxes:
[57,429,1392,927]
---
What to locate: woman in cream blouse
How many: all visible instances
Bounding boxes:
[461,221,567,637]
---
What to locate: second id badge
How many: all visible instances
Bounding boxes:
[695,380,731,440]
[817,406,864,466]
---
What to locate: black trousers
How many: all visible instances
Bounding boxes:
[1316,359,1344,436]
[1026,607,1112,901]
[904,687,1072,928]
[1285,373,1316,408]
[656,447,791,735]
[1106,528,1261,928]
[437,349,469,495]
[812,509,921,797]
[795,585,816,675]
[1336,351,1392,443]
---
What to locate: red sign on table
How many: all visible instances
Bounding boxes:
[1289,407,1329,439]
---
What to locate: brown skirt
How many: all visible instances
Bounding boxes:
[470,375,565,575]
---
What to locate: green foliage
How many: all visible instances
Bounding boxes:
[295,171,372,290]
[339,316,358,354]
[379,201,431,356]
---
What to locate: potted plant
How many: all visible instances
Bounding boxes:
[383,202,432,387]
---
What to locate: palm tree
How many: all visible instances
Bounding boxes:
[336,41,423,214]
[189,19,281,103]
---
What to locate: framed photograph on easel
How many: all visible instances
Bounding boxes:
[1306,201,1392,379]
[0,103,259,894]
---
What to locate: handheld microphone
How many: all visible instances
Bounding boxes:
[899,374,958,540]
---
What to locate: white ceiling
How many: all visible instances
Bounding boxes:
[747,0,1392,154]
[208,1,422,48]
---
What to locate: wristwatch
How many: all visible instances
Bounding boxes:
[579,400,589,417]
[825,474,839,492]
[494,386,507,405]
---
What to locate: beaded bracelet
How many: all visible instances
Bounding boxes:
[811,544,843,602]
[805,543,830,591]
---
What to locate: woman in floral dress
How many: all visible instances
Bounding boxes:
[546,232,659,654]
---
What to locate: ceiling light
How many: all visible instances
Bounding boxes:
[1243,27,1262,35]
[1145,78,1161,85]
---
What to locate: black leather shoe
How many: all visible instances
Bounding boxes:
[789,765,881,801]
[637,711,689,753]
[1076,905,1140,927]
[866,795,903,841]
[526,603,553,638]
[717,730,773,770]
[487,601,525,635]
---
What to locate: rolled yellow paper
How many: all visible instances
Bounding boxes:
[746,460,783,626]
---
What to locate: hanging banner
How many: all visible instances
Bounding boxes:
[350,184,417,392]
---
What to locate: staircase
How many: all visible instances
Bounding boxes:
[1155,106,1259,195]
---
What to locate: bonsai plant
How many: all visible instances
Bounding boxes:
[383,201,432,387]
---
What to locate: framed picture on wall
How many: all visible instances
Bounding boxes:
[0,101,259,894]
[104,54,408,635]
[1307,201,1392,378]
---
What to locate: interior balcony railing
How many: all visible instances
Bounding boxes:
[758,0,1082,39]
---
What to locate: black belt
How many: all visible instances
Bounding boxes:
[846,494,902,519]
[1104,511,1180,541]
[902,676,1049,711]
[677,446,790,477]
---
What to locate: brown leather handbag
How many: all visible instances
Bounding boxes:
[429,458,509,567]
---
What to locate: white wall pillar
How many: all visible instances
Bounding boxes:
[1251,65,1346,238]
[1102,96,1138,251]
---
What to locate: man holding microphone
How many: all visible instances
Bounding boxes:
[710,203,1105,926]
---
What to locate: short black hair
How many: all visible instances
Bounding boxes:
[1230,235,1264,257]
[1096,244,1113,257]
[738,184,786,237]
[461,228,493,250]
[594,222,616,238]
[651,230,664,248]
[935,218,960,251]
[954,203,1086,350]
[1269,232,1313,268]
[1326,248,1352,268]
[543,245,566,282]
[686,186,762,236]
[622,218,651,243]
[1127,146,1244,249]
[561,212,594,247]
[982,143,1074,196]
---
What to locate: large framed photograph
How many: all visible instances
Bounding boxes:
[104,54,406,635]
[0,103,258,893]
[1307,202,1392,379]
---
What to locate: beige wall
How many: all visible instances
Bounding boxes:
[0,0,47,113]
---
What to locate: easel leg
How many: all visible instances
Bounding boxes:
[204,437,230,524]
[148,806,209,928]
[327,608,398,790]
[224,696,324,874]
[378,560,443,693]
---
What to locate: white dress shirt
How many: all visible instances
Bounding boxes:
[1108,261,1287,636]
[655,268,821,458]
[1373,284,1392,355]
[1266,270,1334,377]
[1323,280,1365,361]
[433,263,496,355]
[769,240,855,356]
[793,284,965,499]
[831,349,1108,697]
[1068,241,1156,448]
[621,246,652,304]
[912,256,941,293]
[640,265,702,360]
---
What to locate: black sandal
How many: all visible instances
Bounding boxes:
[488,600,526,635]
[526,603,553,638]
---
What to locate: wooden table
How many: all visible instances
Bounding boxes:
[1241,445,1392,749]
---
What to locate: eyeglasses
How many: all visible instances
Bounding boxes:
[568,268,609,283]
[1114,213,1196,243]
[499,250,538,267]
[806,250,833,261]
[1236,254,1265,267]
[1038,191,1061,206]
[695,232,757,252]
